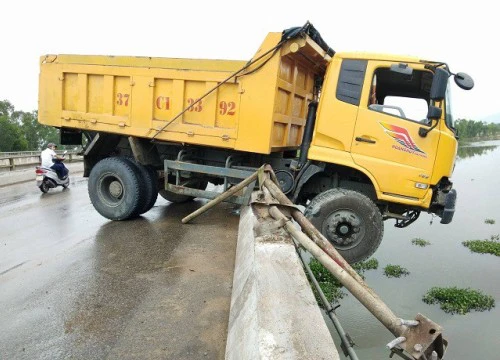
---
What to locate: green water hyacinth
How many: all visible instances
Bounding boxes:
[309,258,378,304]
[352,258,379,272]
[383,264,410,278]
[462,239,500,256]
[423,287,495,315]
[411,238,431,247]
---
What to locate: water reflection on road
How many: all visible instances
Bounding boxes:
[0,177,238,360]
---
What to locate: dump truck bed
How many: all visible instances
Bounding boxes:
[38,31,331,154]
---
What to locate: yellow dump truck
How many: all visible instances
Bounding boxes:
[38,22,473,263]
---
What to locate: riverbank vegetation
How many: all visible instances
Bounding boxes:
[455,118,500,140]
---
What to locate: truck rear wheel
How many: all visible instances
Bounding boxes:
[122,157,158,215]
[138,164,159,214]
[88,157,145,220]
[304,188,383,264]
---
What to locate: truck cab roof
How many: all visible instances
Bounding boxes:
[334,51,422,64]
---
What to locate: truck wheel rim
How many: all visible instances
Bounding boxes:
[99,175,124,205]
[109,180,123,198]
[324,209,365,250]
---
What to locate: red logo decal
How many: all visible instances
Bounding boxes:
[380,122,427,158]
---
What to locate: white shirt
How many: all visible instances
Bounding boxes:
[41,148,56,168]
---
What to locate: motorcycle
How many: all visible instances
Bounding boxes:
[36,151,70,193]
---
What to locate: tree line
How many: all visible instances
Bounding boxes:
[454,118,500,139]
[1,99,500,152]
[0,100,59,152]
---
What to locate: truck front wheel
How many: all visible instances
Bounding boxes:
[304,188,383,264]
[88,157,144,220]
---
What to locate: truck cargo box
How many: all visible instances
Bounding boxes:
[38,30,331,154]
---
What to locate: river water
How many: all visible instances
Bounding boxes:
[325,140,500,359]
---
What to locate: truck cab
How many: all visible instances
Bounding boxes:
[310,54,457,215]
[298,48,473,262]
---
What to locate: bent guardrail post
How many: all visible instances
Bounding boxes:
[259,167,447,360]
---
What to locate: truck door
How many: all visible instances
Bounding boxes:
[351,62,440,201]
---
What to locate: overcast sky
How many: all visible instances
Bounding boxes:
[1,0,497,121]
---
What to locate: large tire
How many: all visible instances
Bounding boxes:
[120,158,149,217]
[88,157,145,220]
[121,157,157,215]
[138,164,159,214]
[304,188,383,264]
[159,178,208,203]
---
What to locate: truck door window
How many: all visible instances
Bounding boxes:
[368,67,433,125]
[383,96,429,123]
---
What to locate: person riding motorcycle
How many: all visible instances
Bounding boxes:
[41,143,68,179]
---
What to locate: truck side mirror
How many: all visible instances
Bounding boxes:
[430,68,449,101]
[454,72,474,90]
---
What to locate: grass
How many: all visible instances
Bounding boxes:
[308,258,378,304]
[484,218,496,224]
[462,239,500,256]
[423,287,495,315]
[383,264,410,278]
[411,238,431,247]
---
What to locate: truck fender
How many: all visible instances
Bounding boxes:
[292,162,325,203]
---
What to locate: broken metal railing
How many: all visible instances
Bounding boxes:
[182,164,447,360]
[296,246,359,360]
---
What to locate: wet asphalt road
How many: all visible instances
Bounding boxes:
[0,174,240,360]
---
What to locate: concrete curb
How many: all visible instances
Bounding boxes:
[0,162,84,187]
[225,205,339,359]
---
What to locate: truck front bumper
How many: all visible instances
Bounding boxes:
[439,189,457,224]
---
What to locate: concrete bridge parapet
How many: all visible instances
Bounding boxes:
[225,205,339,360]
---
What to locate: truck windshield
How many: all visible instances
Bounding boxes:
[445,83,454,129]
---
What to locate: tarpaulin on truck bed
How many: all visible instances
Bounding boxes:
[281,22,335,57]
